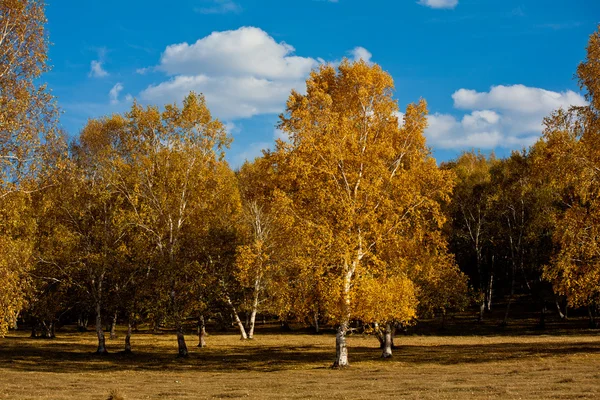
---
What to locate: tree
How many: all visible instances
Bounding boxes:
[533,26,600,315]
[275,60,459,366]
[234,158,292,339]
[102,93,233,356]
[0,0,60,336]
[444,151,497,319]
[488,152,554,325]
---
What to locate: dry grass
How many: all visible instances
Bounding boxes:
[1,324,600,399]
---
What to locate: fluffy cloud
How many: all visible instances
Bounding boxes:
[158,27,318,80]
[452,85,586,114]
[418,0,458,10]
[89,60,108,78]
[425,85,587,149]
[141,27,370,121]
[109,83,124,104]
[141,75,305,120]
[350,46,372,63]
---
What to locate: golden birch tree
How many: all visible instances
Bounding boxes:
[0,0,60,336]
[101,93,233,356]
[533,27,600,314]
[275,60,459,366]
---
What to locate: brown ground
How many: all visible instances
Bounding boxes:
[1,319,600,400]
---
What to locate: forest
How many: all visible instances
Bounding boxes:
[1,0,600,379]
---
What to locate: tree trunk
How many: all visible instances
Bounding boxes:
[124,320,132,354]
[478,301,485,322]
[197,315,207,348]
[374,322,385,348]
[95,302,108,354]
[391,323,397,349]
[381,323,393,358]
[30,323,37,338]
[248,277,261,339]
[486,271,494,311]
[332,261,355,368]
[226,295,248,340]
[12,311,19,330]
[555,298,566,319]
[313,311,320,334]
[176,326,188,357]
[41,321,55,338]
[77,316,86,332]
[332,322,349,368]
[110,311,118,339]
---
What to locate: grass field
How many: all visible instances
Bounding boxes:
[1,318,600,400]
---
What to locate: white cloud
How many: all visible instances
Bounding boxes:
[452,85,586,114]
[141,75,305,120]
[89,60,109,78]
[140,27,369,121]
[350,47,372,63]
[418,0,458,9]
[425,85,587,150]
[109,83,124,104]
[158,27,318,80]
[195,0,242,14]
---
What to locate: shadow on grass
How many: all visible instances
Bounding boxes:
[2,332,600,374]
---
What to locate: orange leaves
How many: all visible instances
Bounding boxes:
[535,26,600,307]
[274,60,461,327]
[0,0,60,338]
[353,275,418,325]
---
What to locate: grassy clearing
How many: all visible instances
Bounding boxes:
[1,322,600,399]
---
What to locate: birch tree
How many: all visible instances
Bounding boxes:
[533,27,600,314]
[275,60,457,366]
[0,0,60,336]
[444,151,497,319]
[101,93,232,356]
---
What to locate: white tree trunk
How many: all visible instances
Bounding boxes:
[95,302,107,354]
[333,322,349,368]
[381,323,393,358]
[248,278,261,339]
[226,295,248,340]
[110,311,118,339]
[332,260,355,368]
[197,315,207,348]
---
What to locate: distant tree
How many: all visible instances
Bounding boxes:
[533,26,600,319]
[235,158,297,339]
[487,152,554,325]
[443,151,497,320]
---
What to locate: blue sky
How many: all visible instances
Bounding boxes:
[44,0,598,167]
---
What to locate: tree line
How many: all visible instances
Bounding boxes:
[1,1,599,368]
